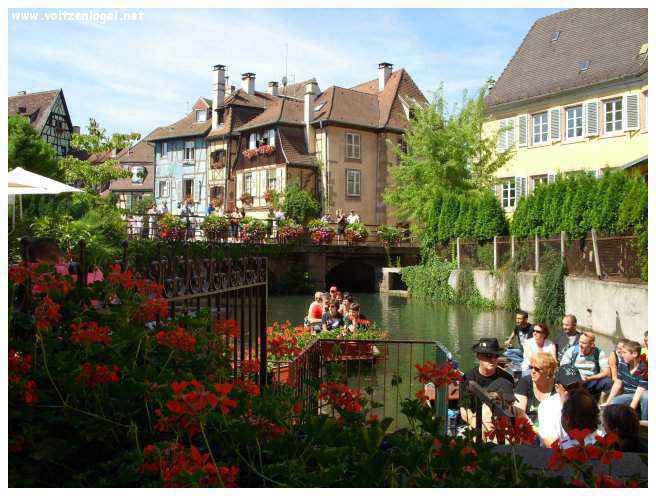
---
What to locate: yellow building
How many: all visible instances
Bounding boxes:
[485,8,647,212]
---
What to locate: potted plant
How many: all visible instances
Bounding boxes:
[239,217,266,243]
[345,222,368,244]
[242,149,258,160]
[267,321,314,385]
[201,215,230,241]
[157,213,186,241]
[319,321,388,361]
[307,219,335,245]
[376,225,403,247]
[263,189,278,206]
[277,220,306,244]
[239,192,254,206]
[257,144,276,156]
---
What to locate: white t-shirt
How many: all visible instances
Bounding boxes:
[537,393,562,447]
[347,214,360,224]
[521,337,556,371]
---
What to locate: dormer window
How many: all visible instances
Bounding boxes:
[196,109,208,122]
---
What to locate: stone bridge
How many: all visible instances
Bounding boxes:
[266,244,420,292]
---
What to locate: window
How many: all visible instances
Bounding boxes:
[184,141,195,161]
[183,179,194,200]
[531,175,548,191]
[249,133,256,150]
[196,109,207,122]
[346,169,361,197]
[244,172,253,195]
[216,109,224,127]
[210,186,224,202]
[158,180,169,197]
[604,98,622,133]
[502,178,516,208]
[345,132,361,159]
[566,105,583,139]
[131,166,145,184]
[267,169,276,190]
[532,112,549,144]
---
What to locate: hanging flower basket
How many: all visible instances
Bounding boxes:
[257,144,276,156]
[239,192,254,205]
[242,149,258,160]
[345,222,368,243]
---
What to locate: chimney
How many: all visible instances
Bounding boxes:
[17,90,27,96]
[267,81,279,96]
[73,125,81,134]
[378,62,393,91]
[212,64,226,130]
[304,81,319,151]
[241,72,255,95]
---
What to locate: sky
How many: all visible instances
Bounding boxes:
[8,7,562,137]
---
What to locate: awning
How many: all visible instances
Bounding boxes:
[7,167,82,195]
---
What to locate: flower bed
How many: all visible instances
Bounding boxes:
[308,219,335,245]
[277,221,306,244]
[376,225,403,246]
[345,222,368,243]
[239,217,266,243]
[158,213,186,241]
[201,215,230,240]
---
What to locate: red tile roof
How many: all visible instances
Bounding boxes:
[8,89,71,132]
[486,8,648,109]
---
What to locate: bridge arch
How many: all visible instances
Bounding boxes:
[325,259,377,292]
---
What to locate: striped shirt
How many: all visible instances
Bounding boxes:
[616,360,648,394]
[560,346,608,378]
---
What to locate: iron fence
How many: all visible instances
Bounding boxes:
[271,338,453,433]
[126,214,418,248]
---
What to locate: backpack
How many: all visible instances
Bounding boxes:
[568,345,601,375]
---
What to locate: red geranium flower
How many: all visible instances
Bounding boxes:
[70,321,112,346]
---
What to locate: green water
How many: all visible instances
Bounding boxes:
[267,293,616,373]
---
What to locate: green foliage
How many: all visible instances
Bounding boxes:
[502,244,530,312]
[345,222,369,242]
[58,156,131,193]
[384,85,513,233]
[475,191,508,240]
[281,184,320,224]
[201,215,230,240]
[71,117,140,154]
[437,193,460,243]
[376,225,404,246]
[455,266,495,309]
[533,250,566,328]
[8,115,60,179]
[129,195,154,215]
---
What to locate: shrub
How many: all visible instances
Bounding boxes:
[201,215,230,240]
[277,220,306,244]
[376,225,403,246]
[158,214,186,241]
[533,249,566,328]
[474,191,508,240]
[239,217,266,243]
[345,222,368,243]
[308,219,335,245]
[281,184,320,224]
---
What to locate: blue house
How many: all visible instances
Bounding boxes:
[149,98,211,215]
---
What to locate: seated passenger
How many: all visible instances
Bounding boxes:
[602,404,647,453]
[560,331,612,397]
[521,323,556,376]
[305,292,324,333]
[604,340,648,421]
[559,388,601,448]
[514,352,557,430]
[322,302,343,332]
[503,310,534,366]
[537,365,583,448]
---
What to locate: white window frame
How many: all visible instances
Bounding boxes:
[532,112,549,144]
[267,168,276,190]
[131,166,144,184]
[346,132,361,159]
[565,105,584,140]
[244,172,253,195]
[196,109,207,122]
[502,178,516,209]
[184,141,195,161]
[531,175,549,191]
[182,178,194,201]
[158,180,169,198]
[346,169,361,197]
[604,98,623,134]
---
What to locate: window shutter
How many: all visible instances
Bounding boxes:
[196,179,202,201]
[176,179,183,202]
[249,134,256,149]
[269,129,276,146]
[497,120,508,152]
[276,167,285,191]
[595,169,604,180]
[507,118,515,148]
[547,173,556,184]
[550,108,561,142]
[584,100,599,136]
[260,170,267,201]
[624,94,639,130]
[517,115,528,147]
[515,176,527,197]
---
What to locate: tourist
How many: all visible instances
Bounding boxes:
[514,352,557,428]
[537,365,583,447]
[559,388,601,448]
[602,404,647,453]
[346,209,360,224]
[554,314,581,361]
[322,302,343,332]
[477,378,522,442]
[336,210,347,243]
[503,310,534,366]
[604,340,648,420]
[521,323,556,376]
[608,338,630,382]
[464,338,514,388]
[321,212,333,223]
[560,331,612,397]
[230,208,241,241]
[147,203,158,239]
[345,303,368,332]
[206,200,216,216]
[305,292,324,333]
[642,330,648,358]
[340,293,353,317]
[329,285,338,299]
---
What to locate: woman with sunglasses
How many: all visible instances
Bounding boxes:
[521,323,557,377]
[514,352,557,431]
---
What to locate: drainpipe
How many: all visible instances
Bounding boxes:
[375,132,380,225]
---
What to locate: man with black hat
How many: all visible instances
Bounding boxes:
[465,337,514,389]
[537,364,584,447]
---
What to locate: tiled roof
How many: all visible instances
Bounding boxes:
[234,97,304,132]
[8,89,69,132]
[223,89,275,109]
[313,68,427,130]
[107,164,154,192]
[278,126,316,167]
[486,8,648,109]
[278,78,317,99]
[147,110,211,141]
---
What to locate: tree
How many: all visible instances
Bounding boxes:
[8,116,60,178]
[71,117,141,154]
[384,85,513,237]
[281,184,320,224]
[58,156,131,193]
